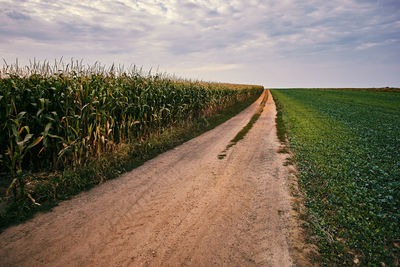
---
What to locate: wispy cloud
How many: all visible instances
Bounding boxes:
[356,39,399,50]
[190,64,240,72]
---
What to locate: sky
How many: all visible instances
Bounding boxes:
[1,0,399,87]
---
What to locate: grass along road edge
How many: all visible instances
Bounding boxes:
[218,89,268,159]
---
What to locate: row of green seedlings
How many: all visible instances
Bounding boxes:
[0,62,263,205]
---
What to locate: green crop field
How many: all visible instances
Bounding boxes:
[0,62,263,228]
[271,89,400,265]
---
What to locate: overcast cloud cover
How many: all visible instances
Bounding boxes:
[1,0,399,87]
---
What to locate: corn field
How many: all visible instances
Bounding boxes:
[0,60,263,204]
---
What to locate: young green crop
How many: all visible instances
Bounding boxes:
[271,89,400,265]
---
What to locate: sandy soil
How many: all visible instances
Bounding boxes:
[0,90,299,266]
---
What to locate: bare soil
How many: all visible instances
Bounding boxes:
[0,90,303,266]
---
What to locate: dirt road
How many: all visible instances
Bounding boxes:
[0,90,297,266]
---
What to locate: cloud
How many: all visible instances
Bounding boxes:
[356,39,398,50]
[6,10,30,20]
[190,64,240,72]
[0,0,399,87]
[356,42,381,50]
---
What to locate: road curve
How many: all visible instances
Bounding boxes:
[0,90,295,266]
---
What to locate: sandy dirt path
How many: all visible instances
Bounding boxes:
[0,90,296,266]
